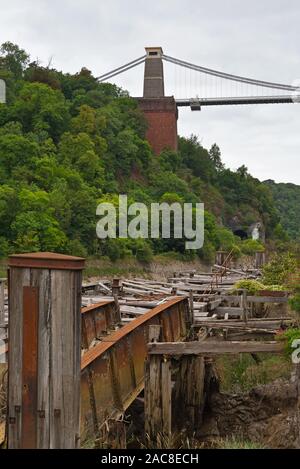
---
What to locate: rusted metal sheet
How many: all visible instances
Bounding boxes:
[80,297,189,438]
[81,300,115,348]
[8,252,85,270]
[21,286,39,448]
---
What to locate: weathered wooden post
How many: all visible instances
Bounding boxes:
[255,251,265,269]
[0,278,5,340]
[145,325,172,443]
[241,289,248,323]
[215,250,227,266]
[7,252,85,449]
[189,290,194,324]
[173,355,205,432]
[112,278,122,325]
[112,277,121,296]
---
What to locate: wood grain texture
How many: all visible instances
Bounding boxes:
[50,270,82,448]
[31,269,51,449]
[148,340,284,355]
[8,267,30,449]
[21,286,39,448]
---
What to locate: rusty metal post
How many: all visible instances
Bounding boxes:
[7,252,85,449]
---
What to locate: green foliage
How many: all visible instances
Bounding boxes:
[216,437,265,449]
[216,353,291,393]
[135,241,153,263]
[233,279,286,295]
[262,252,297,285]
[289,293,300,314]
[0,42,293,263]
[67,239,88,258]
[240,239,265,255]
[265,180,300,240]
[0,236,9,258]
[233,279,266,295]
[0,42,29,79]
[276,328,300,357]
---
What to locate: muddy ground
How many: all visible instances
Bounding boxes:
[127,374,300,449]
[202,377,299,448]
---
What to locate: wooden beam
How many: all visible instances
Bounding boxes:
[193,319,292,330]
[148,340,284,355]
[246,295,288,304]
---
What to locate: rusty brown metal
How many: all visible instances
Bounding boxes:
[21,286,39,449]
[4,293,189,443]
[80,296,188,438]
[8,252,85,271]
[81,300,116,349]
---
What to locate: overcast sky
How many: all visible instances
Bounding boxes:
[0,0,299,184]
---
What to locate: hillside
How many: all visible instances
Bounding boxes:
[264,180,300,240]
[0,42,287,262]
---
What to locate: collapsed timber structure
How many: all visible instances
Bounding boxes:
[0,251,298,448]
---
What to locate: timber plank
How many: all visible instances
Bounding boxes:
[148,340,284,355]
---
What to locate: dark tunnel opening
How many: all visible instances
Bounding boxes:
[234,229,248,240]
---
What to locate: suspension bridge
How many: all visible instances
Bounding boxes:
[97,47,299,154]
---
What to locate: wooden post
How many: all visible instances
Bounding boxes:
[255,251,265,269]
[173,356,205,431]
[0,279,5,341]
[112,294,122,325]
[241,289,248,323]
[112,278,121,297]
[215,251,227,266]
[189,290,194,324]
[7,252,85,449]
[144,325,171,442]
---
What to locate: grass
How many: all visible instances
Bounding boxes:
[216,353,292,393]
[140,432,205,449]
[0,260,7,279]
[84,264,146,279]
[216,436,265,449]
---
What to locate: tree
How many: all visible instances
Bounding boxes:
[209,143,224,171]
[9,82,70,141]
[0,42,30,78]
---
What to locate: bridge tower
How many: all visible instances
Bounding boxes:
[137,47,178,155]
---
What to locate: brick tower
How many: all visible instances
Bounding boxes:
[137,47,178,155]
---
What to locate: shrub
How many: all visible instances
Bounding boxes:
[0,236,10,258]
[240,239,265,256]
[67,239,88,258]
[262,252,297,285]
[276,328,300,357]
[232,279,265,295]
[136,242,153,263]
[289,293,300,315]
[232,279,286,295]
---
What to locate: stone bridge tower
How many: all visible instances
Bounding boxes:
[137,47,178,155]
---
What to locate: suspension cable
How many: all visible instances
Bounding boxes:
[97,55,146,82]
[163,54,298,92]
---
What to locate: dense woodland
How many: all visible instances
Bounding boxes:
[0,42,298,262]
[264,180,300,241]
